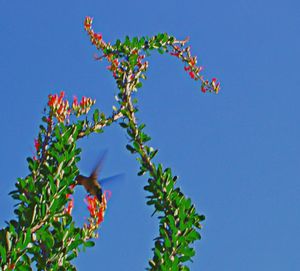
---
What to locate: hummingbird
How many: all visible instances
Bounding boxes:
[75,152,106,203]
[75,152,122,203]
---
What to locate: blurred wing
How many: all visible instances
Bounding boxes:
[100,173,125,186]
[89,150,108,180]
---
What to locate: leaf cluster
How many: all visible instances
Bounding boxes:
[0,18,218,270]
[0,99,116,270]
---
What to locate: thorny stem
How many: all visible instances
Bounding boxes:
[77,109,124,139]
[122,75,193,267]
[122,73,156,177]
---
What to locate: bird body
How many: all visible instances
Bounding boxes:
[75,153,106,203]
[75,174,103,202]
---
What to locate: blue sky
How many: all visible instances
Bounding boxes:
[0,0,299,270]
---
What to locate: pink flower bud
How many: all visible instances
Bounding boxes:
[189,71,195,79]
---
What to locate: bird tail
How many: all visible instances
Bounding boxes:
[96,188,103,203]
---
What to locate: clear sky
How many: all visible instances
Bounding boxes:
[0,0,299,270]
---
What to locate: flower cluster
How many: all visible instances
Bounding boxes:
[84,16,106,50]
[72,96,96,116]
[65,184,76,215]
[84,16,220,95]
[85,194,106,225]
[107,52,148,86]
[84,17,149,90]
[83,191,111,237]
[65,194,74,215]
[48,91,70,122]
[201,77,220,94]
[64,187,110,233]
[170,44,220,94]
[106,58,120,78]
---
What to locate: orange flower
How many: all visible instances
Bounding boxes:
[48,91,70,122]
[189,71,195,79]
[34,138,40,151]
[65,196,74,215]
[84,192,110,226]
[84,16,93,31]
[85,195,97,217]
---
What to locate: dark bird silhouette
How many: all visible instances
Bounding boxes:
[75,153,106,203]
[75,152,123,203]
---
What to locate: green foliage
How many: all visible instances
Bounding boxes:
[84,18,212,269]
[0,16,219,270]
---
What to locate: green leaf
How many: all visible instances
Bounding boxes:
[54,126,61,140]
[27,157,38,171]
[185,229,201,242]
[129,54,138,68]
[126,144,136,153]
[66,252,77,261]
[119,122,128,128]
[136,82,143,88]
[179,247,195,262]
[93,109,100,123]
[115,39,121,49]
[138,170,145,176]
[157,163,163,177]
[48,175,57,195]
[158,48,165,54]
[133,141,140,152]
[162,33,168,43]
[168,36,175,44]
[132,36,138,47]
[167,215,176,231]
[139,37,145,47]
[154,247,162,259]
[20,228,32,250]
[84,240,95,247]
[16,264,31,271]
[150,149,158,160]
[124,36,131,47]
[0,244,6,263]
[185,198,192,209]
[41,230,55,249]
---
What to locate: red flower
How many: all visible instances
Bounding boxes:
[85,195,97,217]
[84,16,93,30]
[46,116,52,123]
[34,139,40,151]
[73,96,78,106]
[97,209,105,225]
[65,196,74,215]
[48,94,57,107]
[113,59,119,66]
[84,192,111,226]
[170,52,180,57]
[93,33,102,41]
[59,91,65,98]
[189,57,197,67]
[189,71,195,79]
[201,86,206,93]
[80,96,87,107]
[184,66,190,71]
